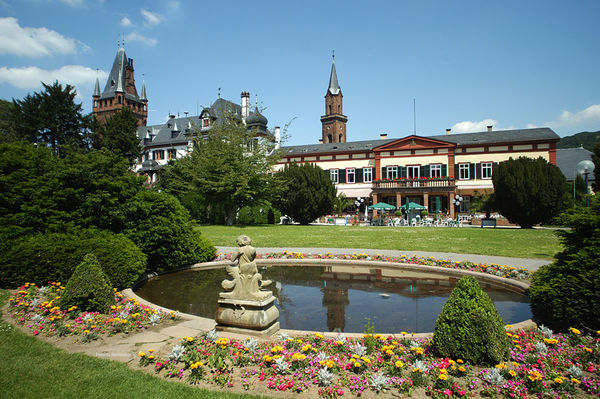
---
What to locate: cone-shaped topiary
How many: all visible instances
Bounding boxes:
[432,275,510,365]
[59,253,114,313]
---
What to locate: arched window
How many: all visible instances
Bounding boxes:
[339,134,343,142]
[328,104,332,114]
[328,134,333,143]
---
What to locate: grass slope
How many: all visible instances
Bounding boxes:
[198,225,560,259]
[0,290,267,399]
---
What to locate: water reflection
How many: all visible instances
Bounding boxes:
[134,265,531,333]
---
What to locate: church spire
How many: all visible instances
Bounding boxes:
[140,76,147,102]
[327,52,341,95]
[93,77,101,97]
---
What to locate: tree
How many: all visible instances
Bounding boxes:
[92,107,141,165]
[275,163,336,225]
[492,157,569,228]
[333,193,353,216]
[0,99,18,143]
[529,193,600,331]
[11,81,92,156]
[592,141,600,192]
[158,114,279,225]
[0,142,145,236]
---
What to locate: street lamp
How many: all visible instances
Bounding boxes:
[354,197,365,223]
[577,160,595,207]
[454,194,463,219]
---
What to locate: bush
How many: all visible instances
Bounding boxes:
[0,228,146,289]
[492,157,569,228]
[58,254,114,313]
[275,163,336,225]
[120,191,216,271]
[529,193,600,331]
[432,275,510,365]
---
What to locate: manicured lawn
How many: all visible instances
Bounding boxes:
[0,290,267,399]
[197,225,561,260]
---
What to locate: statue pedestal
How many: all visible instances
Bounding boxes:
[215,295,280,338]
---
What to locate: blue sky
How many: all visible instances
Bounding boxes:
[1,0,599,146]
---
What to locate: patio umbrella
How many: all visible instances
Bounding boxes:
[368,202,396,210]
[400,202,426,210]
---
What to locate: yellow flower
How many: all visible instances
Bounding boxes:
[187,337,194,342]
[508,370,516,377]
[148,349,154,353]
[148,355,155,360]
[448,359,456,365]
[459,366,466,373]
[395,360,403,368]
[456,359,464,364]
[438,374,448,381]
[439,368,447,374]
[495,363,507,369]
[569,327,581,335]
[554,377,564,384]
[543,338,558,345]
[412,367,422,373]
[139,352,146,357]
[505,324,513,329]
[571,378,580,384]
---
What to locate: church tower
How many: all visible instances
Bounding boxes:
[320,54,348,143]
[93,45,148,126]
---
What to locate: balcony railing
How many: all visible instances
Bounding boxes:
[373,177,456,192]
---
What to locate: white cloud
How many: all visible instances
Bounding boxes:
[141,9,161,27]
[0,65,107,90]
[544,104,600,129]
[125,31,158,46]
[0,17,84,58]
[451,119,498,133]
[120,16,134,27]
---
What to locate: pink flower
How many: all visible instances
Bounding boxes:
[443,388,453,396]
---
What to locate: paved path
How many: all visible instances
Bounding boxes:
[216,246,551,272]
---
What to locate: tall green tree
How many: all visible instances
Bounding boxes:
[92,107,141,165]
[592,141,600,192]
[529,193,600,331]
[158,115,279,225]
[275,163,336,225]
[12,81,92,156]
[0,99,18,143]
[492,157,569,228]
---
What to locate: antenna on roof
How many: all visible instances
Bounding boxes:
[332,50,335,61]
[117,34,120,49]
[122,32,125,48]
[217,87,221,99]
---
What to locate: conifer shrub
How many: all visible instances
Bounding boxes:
[529,193,600,331]
[58,253,114,313]
[432,275,510,365]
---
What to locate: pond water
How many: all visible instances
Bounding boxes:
[134,264,531,333]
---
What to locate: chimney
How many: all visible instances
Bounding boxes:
[446,128,451,135]
[380,133,388,139]
[241,91,250,122]
[274,126,281,149]
[319,138,323,144]
[487,125,493,132]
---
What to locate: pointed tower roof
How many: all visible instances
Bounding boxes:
[93,77,101,97]
[327,57,341,95]
[140,79,147,102]
[99,47,142,103]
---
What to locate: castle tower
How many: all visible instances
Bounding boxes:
[320,55,348,143]
[93,46,148,126]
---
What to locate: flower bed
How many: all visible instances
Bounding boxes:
[138,327,600,398]
[7,282,174,340]
[215,251,531,280]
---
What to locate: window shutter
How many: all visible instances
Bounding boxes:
[356,168,363,183]
[470,163,475,180]
[442,164,447,177]
[400,166,407,178]
[454,164,459,178]
[422,165,430,177]
[381,167,387,179]
[492,162,499,171]
[476,163,482,179]
[339,169,346,183]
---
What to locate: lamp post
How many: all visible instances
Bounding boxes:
[454,194,463,220]
[355,197,364,224]
[577,160,595,207]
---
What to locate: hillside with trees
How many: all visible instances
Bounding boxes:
[557,130,600,151]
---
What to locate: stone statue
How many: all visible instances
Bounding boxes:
[216,235,280,337]
[220,235,272,300]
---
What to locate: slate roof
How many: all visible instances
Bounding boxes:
[281,128,560,156]
[556,147,595,181]
[99,47,144,103]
